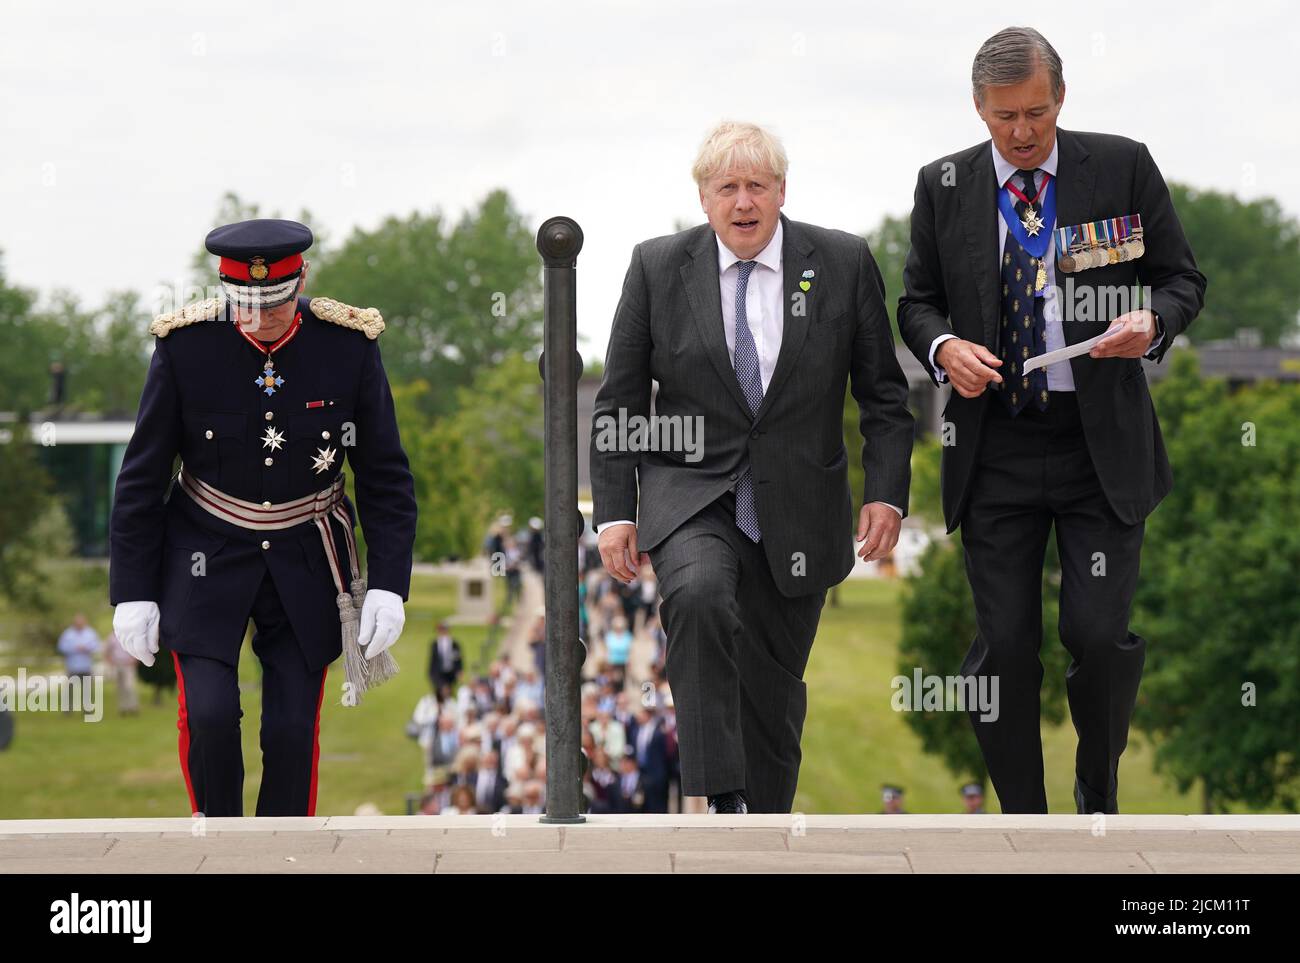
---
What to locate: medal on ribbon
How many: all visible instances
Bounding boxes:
[235,312,302,397]
[999,174,1056,297]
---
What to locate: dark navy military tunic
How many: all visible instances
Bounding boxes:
[109,295,417,672]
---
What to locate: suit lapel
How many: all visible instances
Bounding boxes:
[1053,129,1096,346]
[680,228,752,418]
[754,215,815,425]
[959,143,1000,351]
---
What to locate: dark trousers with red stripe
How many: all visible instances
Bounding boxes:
[173,571,328,817]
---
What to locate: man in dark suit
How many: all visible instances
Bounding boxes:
[591,121,914,814]
[427,620,464,693]
[898,28,1206,814]
[471,750,508,814]
[628,706,671,813]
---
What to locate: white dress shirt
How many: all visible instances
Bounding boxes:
[929,138,1161,388]
[599,220,900,533]
[718,219,785,392]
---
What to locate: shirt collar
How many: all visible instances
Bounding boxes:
[716,218,783,275]
[991,136,1059,188]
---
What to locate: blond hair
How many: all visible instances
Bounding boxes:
[691,121,788,187]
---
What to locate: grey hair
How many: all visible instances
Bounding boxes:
[692,121,788,187]
[972,27,1064,104]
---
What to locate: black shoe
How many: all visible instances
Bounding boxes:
[707,791,748,814]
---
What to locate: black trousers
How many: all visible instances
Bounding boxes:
[960,391,1146,814]
[648,488,826,813]
[173,570,329,817]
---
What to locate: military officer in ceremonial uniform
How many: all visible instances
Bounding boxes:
[109,219,418,817]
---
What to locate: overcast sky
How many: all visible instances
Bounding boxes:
[3,0,1296,361]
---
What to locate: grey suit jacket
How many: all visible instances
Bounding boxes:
[589,214,914,597]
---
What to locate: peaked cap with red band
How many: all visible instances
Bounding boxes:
[205,218,313,309]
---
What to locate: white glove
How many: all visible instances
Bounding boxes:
[114,601,161,667]
[358,589,405,660]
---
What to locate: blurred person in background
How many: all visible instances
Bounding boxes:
[613,750,644,813]
[103,628,140,716]
[880,785,907,814]
[427,620,464,693]
[56,614,100,714]
[586,747,619,814]
[602,615,633,689]
[521,780,546,816]
[473,750,508,814]
[631,705,671,813]
[444,783,477,815]
[961,782,987,814]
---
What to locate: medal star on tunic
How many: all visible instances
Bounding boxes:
[311,446,337,474]
[261,426,285,451]
[1021,208,1045,237]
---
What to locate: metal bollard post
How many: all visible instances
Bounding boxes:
[536,216,586,824]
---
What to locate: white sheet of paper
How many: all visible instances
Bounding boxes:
[1021,327,1124,375]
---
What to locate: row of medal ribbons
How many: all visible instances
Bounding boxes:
[1055,214,1144,273]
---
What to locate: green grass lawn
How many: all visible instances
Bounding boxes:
[1,571,1214,817]
[796,580,1205,814]
[0,572,497,818]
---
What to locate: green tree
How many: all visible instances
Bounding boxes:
[394,379,490,562]
[0,254,55,414]
[310,190,543,421]
[0,254,151,417]
[1167,185,1300,346]
[33,290,151,416]
[448,352,544,526]
[865,212,910,339]
[1133,352,1300,811]
[0,422,58,609]
[395,353,544,561]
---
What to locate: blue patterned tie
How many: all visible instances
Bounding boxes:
[998,168,1050,416]
[732,260,763,542]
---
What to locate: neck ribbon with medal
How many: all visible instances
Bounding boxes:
[997,172,1056,294]
[235,311,302,397]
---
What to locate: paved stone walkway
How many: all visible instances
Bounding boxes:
[500,567,546,675]
[2,815,1296,873]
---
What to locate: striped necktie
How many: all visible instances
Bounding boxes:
[732,259,763,542]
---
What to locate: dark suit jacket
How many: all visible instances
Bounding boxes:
[471,769,507,814]
[590,214,914,596]
[427,637,463,689]
[610,773,644,814]
[898,129,1206,531]
[628,719,670,786]
[108,296,417,671]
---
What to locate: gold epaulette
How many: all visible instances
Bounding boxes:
[309,297,385,340]
[148,297,222,338]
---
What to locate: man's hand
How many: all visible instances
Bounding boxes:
[936,339,1003,398]
[113,601,160,667]
[598,524,648,584]
[1089,310,1157,359]
[857,502,902,563]
[359,588,405,660]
